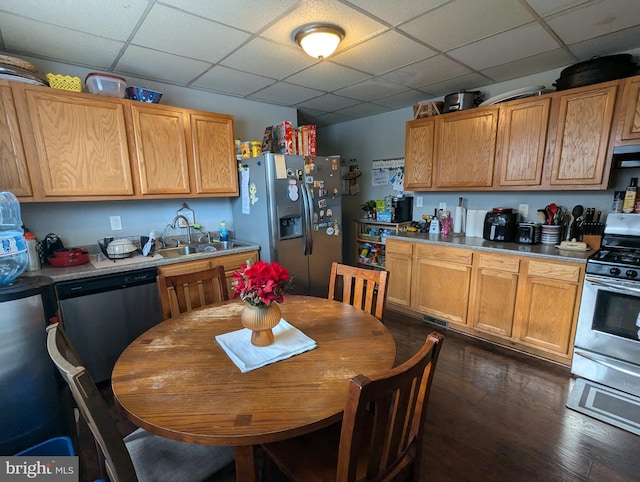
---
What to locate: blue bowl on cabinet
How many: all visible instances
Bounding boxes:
[126,86,162,103]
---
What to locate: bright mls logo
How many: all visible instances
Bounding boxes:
[0,457,78,481]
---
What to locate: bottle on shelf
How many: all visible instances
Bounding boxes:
[219,221,229,248]
[24,232,41,272]
[622,177,637,213]
[0,191,28,285]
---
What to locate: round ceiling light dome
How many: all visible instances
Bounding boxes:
[294,24,345,59]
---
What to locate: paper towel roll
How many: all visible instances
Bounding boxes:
[454,206,465,233]
[466,210,487,238]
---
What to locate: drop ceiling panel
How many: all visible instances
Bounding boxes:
[297,93,360,112]
[285,62,369,91]
[249,81,323,105]
[331,30,437,75]
[481,48,575,84]
[346,0,450,26]
[378,55,472,89]
[334,78,408,101]
[191,66,275,96]
[116,45,212,84]
[399,0,535,51]
[132,4,250,63]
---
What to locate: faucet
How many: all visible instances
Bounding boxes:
[171,214,192,244]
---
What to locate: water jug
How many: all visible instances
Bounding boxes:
[0,192,28,285]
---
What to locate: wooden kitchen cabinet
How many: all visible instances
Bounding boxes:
[157,250,258,294]
[514,258,583,358]
[404,117,435,189]
[434,106,499,188]
[0,82,32,197]
[411,244,473,326]
[385,239,413,308]
[468,252,520,337]
[128,103,191,195]
[190,113,238,195]
[15,84,134,198]
[495,96,550,187]
[546,82,618,188]
[616,74,640,142]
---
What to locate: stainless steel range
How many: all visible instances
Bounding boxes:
[567,213,640,435]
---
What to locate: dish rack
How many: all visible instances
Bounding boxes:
[97,235,154,261]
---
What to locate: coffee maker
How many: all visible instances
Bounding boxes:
[483,208,518,242]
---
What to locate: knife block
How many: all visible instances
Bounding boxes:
[582,235,602,251]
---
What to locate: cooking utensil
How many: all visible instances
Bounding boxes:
[545,203,557,224]
[553,54,637,91]
[443,90,483,113]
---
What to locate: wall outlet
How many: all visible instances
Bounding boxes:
[439,202,447,212]
[518,204,529,219]
[416,196,423,208]
[110,215,122,231]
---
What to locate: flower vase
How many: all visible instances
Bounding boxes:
[240,303,281,347]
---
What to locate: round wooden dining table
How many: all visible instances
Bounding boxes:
[111,295,396,481]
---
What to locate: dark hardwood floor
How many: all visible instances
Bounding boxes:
[88,309,640,482]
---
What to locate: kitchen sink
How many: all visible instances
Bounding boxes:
[157,240,251,258]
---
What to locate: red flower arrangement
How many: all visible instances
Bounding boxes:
[231,259,292,307]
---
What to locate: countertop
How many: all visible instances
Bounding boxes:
[23,242,261,282]
[386,233,592,263]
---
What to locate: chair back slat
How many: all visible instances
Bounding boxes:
[329,262,389,319]
[157,266,229,320]
[46,324,138,482]
[337,332,444,482]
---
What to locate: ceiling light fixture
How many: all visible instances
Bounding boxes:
[294,24,345,59]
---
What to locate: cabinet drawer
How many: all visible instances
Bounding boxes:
[527,260,581,283]
[386,240,413,255]
[416,244,472,265]
[477,253,520,273]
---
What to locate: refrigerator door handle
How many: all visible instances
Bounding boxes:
[301,183,314,255]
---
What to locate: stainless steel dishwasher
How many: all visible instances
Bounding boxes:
[56,267,163,383]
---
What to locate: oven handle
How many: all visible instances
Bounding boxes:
[574,349,640,379]
[585,276,640,295]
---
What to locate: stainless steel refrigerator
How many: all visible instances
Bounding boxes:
[231,153,342,298]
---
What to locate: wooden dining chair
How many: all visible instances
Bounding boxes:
[46,323,234,482]
[157,265,229,320]
[328,262,389,319]
[261,331,444,482]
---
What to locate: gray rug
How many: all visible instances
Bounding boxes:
[567,378,640,436]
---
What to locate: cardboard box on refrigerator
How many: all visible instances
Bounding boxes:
[273,121,293,154]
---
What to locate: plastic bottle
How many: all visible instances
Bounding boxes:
[0,191,28,285]
[24,232,41,271]
[622,177,637,213]
[219,221,229,248]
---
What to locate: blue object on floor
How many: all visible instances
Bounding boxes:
[14,436,74,456]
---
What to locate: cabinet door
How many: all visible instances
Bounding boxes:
[619,76,640,141]
[0,83,32,197]
[190,113,238,195]
[385,240,413,307]
[515,259,582,356]
[404,118,435,189]
[496,97,550,187]
[434,107,499,188]
[21,86,134,197]
[548,84,617,186]
[129,104,190,194]
[412,245,472,325]
[469,254,520,337]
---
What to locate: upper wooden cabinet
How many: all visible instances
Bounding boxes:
[0,82,32,197]
[3,80,238,201]
[404,117,435,189]
[17,85,134,198]
[404,79,623,192]
[434,106,499,188]
[495,96,550,187]
[190,113,238,195]
[129,103,191,195]
[615,75,640,142]
[546,82,617,188]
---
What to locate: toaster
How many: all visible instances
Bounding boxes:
[516,223,541,244]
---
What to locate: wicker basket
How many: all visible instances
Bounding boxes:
[46,73,82,92]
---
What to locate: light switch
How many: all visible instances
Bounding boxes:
[416,196,423,207]
[519,204,529,219]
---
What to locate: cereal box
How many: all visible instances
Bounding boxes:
[273,121,293,154]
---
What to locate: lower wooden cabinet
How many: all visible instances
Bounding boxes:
[412,244,473,326]
[157,250,258,294]
[386,240,584,365]
[385,240,413,307]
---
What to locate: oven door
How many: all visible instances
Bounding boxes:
[572,274,640,397]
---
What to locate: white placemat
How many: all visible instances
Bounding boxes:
[216,319,317,373]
